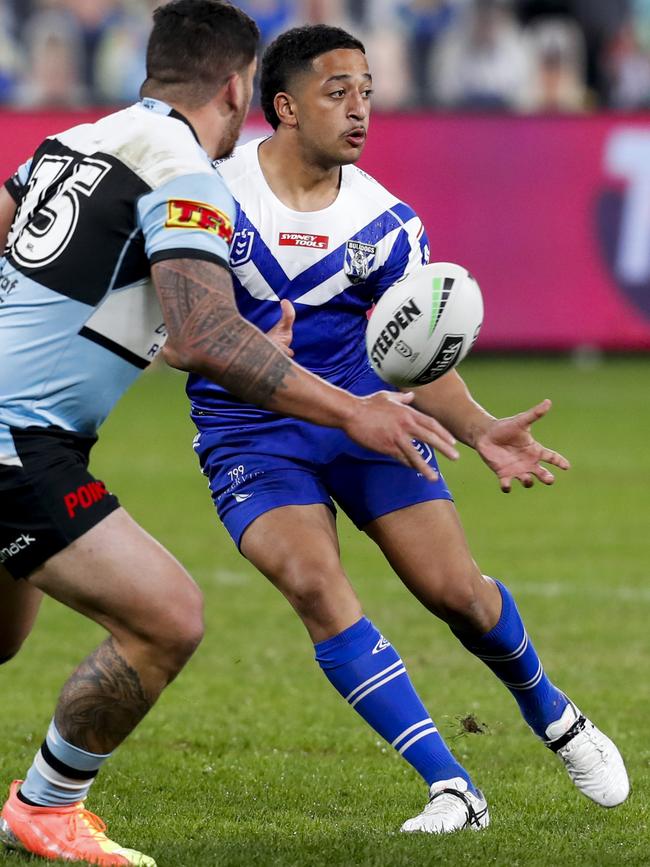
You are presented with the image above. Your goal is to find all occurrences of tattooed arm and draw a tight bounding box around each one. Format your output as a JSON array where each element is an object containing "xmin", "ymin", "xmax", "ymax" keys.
[
  {"xmin": 154, "ymin": 257, "xmax": 349, "ymax": 421},
  {"xmin": 152, "ymin": 258, "xmax": 460, "ymax": 477}
]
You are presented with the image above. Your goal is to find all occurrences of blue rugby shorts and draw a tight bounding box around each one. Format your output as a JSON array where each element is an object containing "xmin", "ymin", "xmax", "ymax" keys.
[{"xmin": 193, "ymin": 418, "xmax": 452, "ymax": 548}]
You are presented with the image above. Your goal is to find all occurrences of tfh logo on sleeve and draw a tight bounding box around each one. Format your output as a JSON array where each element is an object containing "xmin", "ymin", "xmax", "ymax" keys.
[{"xmin": 165, "ymin": 199, "xmax": 234, "ymax": 244}]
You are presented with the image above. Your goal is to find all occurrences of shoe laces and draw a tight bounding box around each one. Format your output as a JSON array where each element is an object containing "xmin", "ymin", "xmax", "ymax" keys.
[
  {"xmin": 562, "ymin": 728, "xmax": 609, "ymax": 775},
  {"xmin": 67, "ymin": 805, "xmax": 108, "ymax": 843},
  {"xmin": 426, "ymin": 788, "xmax": 483, "ymax": 829}
]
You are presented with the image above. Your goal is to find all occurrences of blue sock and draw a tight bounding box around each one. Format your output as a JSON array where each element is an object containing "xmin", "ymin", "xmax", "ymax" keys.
[
  {"xmin": 315, "ymin": 617, "xmax": 476, "ymax": 793},
  {"xmin": 454, "ymin": 579, "xmax": 568, "ymax": 738},
  {"xmin": 19, "ymin": 720, "xmax": 111, "ymax": 807}
]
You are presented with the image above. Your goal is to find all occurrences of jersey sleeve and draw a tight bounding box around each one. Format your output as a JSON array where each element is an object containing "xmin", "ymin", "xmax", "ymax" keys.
[
  {"xmin": 370, "ymin": 202, "xmax": 430, "ymax": 303},
  {"xmin": 136, "ymin": 171, "xmax": 236, "ymax": 269},
  {"xmin": 4, "ymin": 158, "xmax": 34, "ymax": 204}
]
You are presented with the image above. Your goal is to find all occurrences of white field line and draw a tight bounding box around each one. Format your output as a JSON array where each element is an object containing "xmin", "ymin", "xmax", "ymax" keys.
[
  {"xmin": 206, "ymin": 571, "xmax": 650, "ymax": 603},
  {"xmin": 515, "ymin": 581, "xmax": 650, "ymax": 603},
  {"xmin": 209, "ymin": 569, "xmax": 252, "ymax": 586}
]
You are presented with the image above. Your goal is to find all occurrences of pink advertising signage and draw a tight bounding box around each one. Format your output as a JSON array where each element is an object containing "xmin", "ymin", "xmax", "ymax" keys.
[{"xmin": 2, "ymin": 110, "xmax": 650, "ymax": 350}]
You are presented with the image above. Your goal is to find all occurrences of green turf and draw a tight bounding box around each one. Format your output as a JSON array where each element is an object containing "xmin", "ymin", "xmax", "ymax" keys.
[{"xmin": 1, "ymin": 357, "xmax": 649, "ymax": 866}]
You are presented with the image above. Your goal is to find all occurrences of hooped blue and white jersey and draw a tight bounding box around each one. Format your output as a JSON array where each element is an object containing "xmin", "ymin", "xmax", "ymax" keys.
[
  {"xmin": 187, "ymin": 137, "xmax": 430, "ymax": 427},
  {"xmin": 0, "ymin": 98, "xmax": 235, "ymax": 466}
]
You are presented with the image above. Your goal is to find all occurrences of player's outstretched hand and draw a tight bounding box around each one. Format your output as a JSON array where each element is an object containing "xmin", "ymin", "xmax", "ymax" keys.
[
  {"xmin": 266, "ymin": 299, "xmax": 295, "ymax": 357},
  {"xmin": 474, "ymin": 398, "xmax": 571, "ymax": 493},
  {"xmin": 344, "ymin": 391, "xmax": 459, "ymax": 481}
]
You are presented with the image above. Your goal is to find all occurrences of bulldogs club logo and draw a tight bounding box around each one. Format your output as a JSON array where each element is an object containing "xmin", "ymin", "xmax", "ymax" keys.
[
  {"xmin": 345, "ymin": 240, "xmax": 376, "ymax": 284},
  {"xmin": 597, "ymin": 129, "xmax": 650, "ymax": 320}
]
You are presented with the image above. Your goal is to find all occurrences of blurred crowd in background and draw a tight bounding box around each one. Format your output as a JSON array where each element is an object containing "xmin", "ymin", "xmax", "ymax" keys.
[{"xmin": 2, "ymin": 0, "xmax": 650, "ymax": 113}]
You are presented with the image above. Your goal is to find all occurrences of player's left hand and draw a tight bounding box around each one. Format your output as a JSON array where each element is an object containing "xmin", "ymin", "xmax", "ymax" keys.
[
  {"xmin": 266, "ymin": 299, "xmax": 295, "ymax": 357},
  {"xmin": 474, "ymin": 398, "xmax": 570, "ymax": 493}
]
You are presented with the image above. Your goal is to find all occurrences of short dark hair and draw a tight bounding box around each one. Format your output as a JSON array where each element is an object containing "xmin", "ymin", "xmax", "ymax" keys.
[
  {"xmin": 142, "ymin": 0, "xmax": 259, "ymax": 108},
  {"xmin": 260, "ymin": 25, "xmax": 365, "ymax": 129}
]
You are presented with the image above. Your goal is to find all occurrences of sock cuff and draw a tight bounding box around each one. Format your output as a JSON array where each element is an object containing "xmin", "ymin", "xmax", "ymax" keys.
[
  {"xmin": 47, "ymin": 720, "xmax": 112, "ymax": 771},
  {"xmin": 314, "ymin": 617, "xmax": 382, "ymax": 670},
  {"xmin": 454, "ymin": 578, "xmax": 519, "ymax": 651},
  {"xmin": 487, "ymin": 579, "xmax": 516, "ymax": 636}
]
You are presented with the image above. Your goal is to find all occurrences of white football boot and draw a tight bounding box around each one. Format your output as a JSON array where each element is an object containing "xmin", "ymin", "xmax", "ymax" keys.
[
  {"xmin": 400, "ymin": 777, "xmax": 489, "ymax": 834},
  {"xmin": 545, "ymin": 701, "xmax": 629, "ymax": 807}
]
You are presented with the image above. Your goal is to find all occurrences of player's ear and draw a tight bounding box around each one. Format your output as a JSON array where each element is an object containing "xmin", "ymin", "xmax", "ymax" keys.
[
  {"xmin": 222, "ymin": 72, "xmax": 244, "ymax": 114},
  {"xmin": 274, "ymin": 92, "xmax": 298, "ymax": 129}
]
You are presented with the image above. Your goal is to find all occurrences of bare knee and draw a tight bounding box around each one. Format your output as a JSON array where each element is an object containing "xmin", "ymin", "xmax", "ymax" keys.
[
  {"xmin": 278, "ymin": 555, "xmax": 361, "ymax": 637},
  {"xmin": 283, "ymin": 560, "xmax": 338, "ymax": 618},
  {"xmin": 159, "ymin": 611, "xmax": 204, "ymax": 674},
  {"xmin": 120, "ymin": 580, "xmax": 205, "ymax": 678},
  {"xmin": 0, "ymin": 647, "xmax": 20, "ymax": 665},
  {"xmin": 0, "ymin": 570, "xmax": 42, "ymax": 664},
  {"xmin": 153, "ymin": 583, "xmax": 205, "ymax": 673},
  {"xmin": 0, "ymin": 627, "xmax": 36, "ymax": 664},
  {"xmin": 423, "ymin": 568, "xmax": 496, "ymax": 634}
]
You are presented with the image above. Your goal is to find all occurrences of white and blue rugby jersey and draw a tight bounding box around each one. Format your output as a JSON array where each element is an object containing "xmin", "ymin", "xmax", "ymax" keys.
[
  {"xmin": 0, "ymin": 98, "xmax": 235, "ymax": 466},
  {"xmin": 187, "ymin": 137, "xmax": 430, "ymax": 425}
]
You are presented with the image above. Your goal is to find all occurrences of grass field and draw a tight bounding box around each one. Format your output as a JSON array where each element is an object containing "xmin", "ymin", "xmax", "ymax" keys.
[{"xmin": 1, "ymin": 356, "xmax": 649, "ymax": 867}]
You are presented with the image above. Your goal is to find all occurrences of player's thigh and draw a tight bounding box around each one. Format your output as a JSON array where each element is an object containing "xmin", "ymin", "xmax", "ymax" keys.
[
  {"xmin": 27, "ymin": 508, "xmax": 203, "ymax": 654},
  {"xmin": 365, "ymin": 499, "xmax": 499, "ymax": 629},
  {"xmin": 0, "ymin": 564, "xmax": 43, "ymax": 660},
  {"xmin": 240, "ymin": 504, "xmax": 362, "ymax": 641}
]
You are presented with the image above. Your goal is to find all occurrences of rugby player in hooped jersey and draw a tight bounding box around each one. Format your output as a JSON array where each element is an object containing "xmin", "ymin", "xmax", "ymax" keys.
[
  {"xmin": 0, "ymin": 3, "xmax": 464, "ymax": 864},
  {"xmin": 189, "ymin": 24, "xmax": 629, "ymax": 833}
]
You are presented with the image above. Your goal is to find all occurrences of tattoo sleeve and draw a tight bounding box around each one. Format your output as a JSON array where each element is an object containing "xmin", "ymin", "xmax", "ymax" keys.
[
  {"xmin": 55, "ymin": 637, "xmax": 152, "ymax": 753},
  {"xmin": 152, "ymin": 258, "xmax": 294, "ymax": 408}
]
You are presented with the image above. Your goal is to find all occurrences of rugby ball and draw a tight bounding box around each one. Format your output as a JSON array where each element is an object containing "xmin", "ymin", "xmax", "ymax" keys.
[{"xmin": 366, "ymin": 262, "xmax": 483, "ymax": 386}]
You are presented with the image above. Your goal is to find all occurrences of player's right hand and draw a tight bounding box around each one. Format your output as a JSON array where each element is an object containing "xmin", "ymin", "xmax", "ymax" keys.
[{"xmin": 344, "ymin": 390, "xmax": 459, "ymax": 480}]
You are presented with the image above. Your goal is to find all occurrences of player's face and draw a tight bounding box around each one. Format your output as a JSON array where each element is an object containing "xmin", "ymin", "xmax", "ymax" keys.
[
  {"xmin": 293, "ymin": 48, "xmax": 372, "ymax": 167},
  {"xmin": 219, "ymin": 57, "xmax": 257, "ymax": 159}
]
